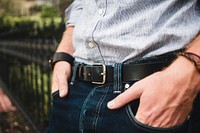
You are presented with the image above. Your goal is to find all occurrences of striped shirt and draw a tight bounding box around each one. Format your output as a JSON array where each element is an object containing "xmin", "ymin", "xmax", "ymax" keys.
[{"xmin": 66, "ymin": 0, "xmax": 200, "ymax": 65}]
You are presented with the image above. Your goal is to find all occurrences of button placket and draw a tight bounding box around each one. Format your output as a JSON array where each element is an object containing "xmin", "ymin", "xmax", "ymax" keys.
[
  {"xmin": 98, "ymin": 9, "xmax": 104, "ymax": 16},
  {"xmin": 96, "ymin": 0, "xmax": 107, "ymax": 17}
]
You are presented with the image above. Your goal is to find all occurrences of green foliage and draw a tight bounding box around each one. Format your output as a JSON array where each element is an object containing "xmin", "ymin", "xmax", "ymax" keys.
[
  {"xmin": 29, "ymin": 5, "xmax": 43, "ymax": 15},
  {"xmin": 0, "ymin": 15, "xmax": 65, "ymax": 40},
  {"xmin": 40, "ymin": 5, "xmax": 60, "ymax": 19},
  {"xmin": 0, "ymin": 15, "xmax": 36, "ymax": 32}
]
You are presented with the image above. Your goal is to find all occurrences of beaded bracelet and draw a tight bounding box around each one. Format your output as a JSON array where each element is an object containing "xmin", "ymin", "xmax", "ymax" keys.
[{"xmin": 177, "ymin": 52, "xmax": 200, "ymax": 73}]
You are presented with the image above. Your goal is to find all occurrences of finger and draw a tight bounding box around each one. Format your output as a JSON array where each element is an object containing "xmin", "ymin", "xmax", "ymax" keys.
[
  {"xmin": 51, "ymin": 74, "xmax": 68, "ymax": 97},
  {"xmin": 53, "ymin": 62, "xmax": 71, "ymax": 98},
  {"xmin": 51, "ymin": 82, "xmax": 59, "ymax": 94},
  {"xmin": 107, "ymin": 84, "xmax": 143, "ymax": 109},
  {"xmin": 57, "ymin": 74, "xmax": 69, "ymax": 98}
]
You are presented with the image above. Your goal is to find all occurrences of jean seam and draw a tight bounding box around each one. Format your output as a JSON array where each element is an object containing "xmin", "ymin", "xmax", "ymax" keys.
[
  {"xmin": 79, "ymin": 84, "xmax": 108, "ymax": 133},
  {"xmin": 125, "ymin": 104, "xmax": 137, "ymax": 127},
  {"xmin": 92, "ymin": 85, "xmax": 110, "ymax": 132},
  {"xmin": 79, "ymin": 88, "xmax": 96, "ymax": 133},
  {"xmin": 125, "ymin": 104, "xmax": 188, "ymax": 132}
]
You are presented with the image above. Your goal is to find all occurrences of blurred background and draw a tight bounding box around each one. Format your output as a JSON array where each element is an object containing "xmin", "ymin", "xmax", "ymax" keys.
[{"xmin": 0, "ymin": 0, "xmax": 72, "ymax": 132}]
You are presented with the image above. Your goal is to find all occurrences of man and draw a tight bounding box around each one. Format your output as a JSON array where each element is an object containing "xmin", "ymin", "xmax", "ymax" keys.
[{"xmin": 47, "ymin": 0, "xmax": 200, "ymax": 133}]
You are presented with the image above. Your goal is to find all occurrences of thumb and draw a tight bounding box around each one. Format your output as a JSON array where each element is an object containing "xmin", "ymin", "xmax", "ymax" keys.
[
  {"xmin": 58, "ymin": 82, "xmax": 68, "ymax": 98},
  {"xmin": 57, "ymin": 73, "xmax": 69, "ymax": 98},
  {"xmin": 52, "ymin": 75, "xmax": 69, "ymax": 98},
  {"xmin": 53, "ymin": 61, "xmax": 71, "ymax": 98},
  {"xmin": 107, "ymin": 84, "xmax": 143, "ymax": 109}
]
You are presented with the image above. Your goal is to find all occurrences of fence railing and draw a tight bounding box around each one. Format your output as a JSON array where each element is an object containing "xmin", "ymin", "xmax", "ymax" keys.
[{"xmin": 0, "ymin": 19, "xmax": 65, "ymax": 132}]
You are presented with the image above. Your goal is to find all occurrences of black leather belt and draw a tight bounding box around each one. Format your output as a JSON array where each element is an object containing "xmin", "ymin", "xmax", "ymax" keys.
[{"xmin": 76, "ymin": 61, "xmax": 173, "ymax": 84}]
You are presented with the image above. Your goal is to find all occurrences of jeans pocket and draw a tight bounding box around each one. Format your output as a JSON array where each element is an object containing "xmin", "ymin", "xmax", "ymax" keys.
[
  {"xmin": 52, "ymin": 90, "xmax": 59, "ymax": 97},
  {"xmin": 125, "ymin": 99, "xmax": 189, "ymax": 133},
  {"xmin": 51, "ymin": 90, "xmax": 60, "ymax": 102}
]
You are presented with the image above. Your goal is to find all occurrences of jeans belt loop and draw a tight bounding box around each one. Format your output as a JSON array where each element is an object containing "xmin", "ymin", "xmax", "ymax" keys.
[
  {"xmin": 113, "ymin": 63, "xmax": 123, "ymax": 94},
  {"xmin": 70, "ymin": 61, "xmax": 81, "ymax": 85}
]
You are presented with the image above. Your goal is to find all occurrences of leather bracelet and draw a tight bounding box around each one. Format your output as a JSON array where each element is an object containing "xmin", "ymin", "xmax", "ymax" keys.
[
  {"xmin": 49, "ymin": 52, "xmax": 75, "ymax": 69},
  {"xmin": 177, "ymin": 52, "xmax": 200, "ymax": 73}
]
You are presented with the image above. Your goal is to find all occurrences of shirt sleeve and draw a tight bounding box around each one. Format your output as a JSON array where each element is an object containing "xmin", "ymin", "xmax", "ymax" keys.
[{"xmin": 65, "ymin": 0, "xmax": 83, "ymax": 27}]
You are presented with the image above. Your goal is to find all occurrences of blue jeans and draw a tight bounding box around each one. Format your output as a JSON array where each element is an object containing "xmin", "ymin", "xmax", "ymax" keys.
[
  {"xmin": 47, "ymin": 80, "xmax": 200, "ymax": 133},
  {"xmin": 47, "ymin": 53, "xmax": 200, "ymax": 133}
]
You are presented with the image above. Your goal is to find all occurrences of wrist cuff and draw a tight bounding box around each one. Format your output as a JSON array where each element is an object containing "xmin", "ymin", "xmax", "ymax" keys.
[{"xmin": 49, "ymin": 52, "xmax": 75, "ymax": 69}]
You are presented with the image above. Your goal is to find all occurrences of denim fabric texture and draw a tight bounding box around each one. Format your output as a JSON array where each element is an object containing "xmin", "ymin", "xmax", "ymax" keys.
[
  {"xmin": 47, "ymin": 56, "xmax": 200, "ymax": 133},
  {"xmin": 47, "ymin": 81, "xmax": 200, "ymax": 133}
]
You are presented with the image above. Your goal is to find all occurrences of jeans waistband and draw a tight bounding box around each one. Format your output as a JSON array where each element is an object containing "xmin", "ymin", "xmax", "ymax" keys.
[{"xmin": 70, "ymin": 51, "xmax": 178, "ymax": 93}]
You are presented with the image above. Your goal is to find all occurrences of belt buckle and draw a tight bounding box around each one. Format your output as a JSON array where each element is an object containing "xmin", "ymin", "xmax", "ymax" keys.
[{"xmin": 92, "ymin": 63, "xmax": 106, "ymax": 84}]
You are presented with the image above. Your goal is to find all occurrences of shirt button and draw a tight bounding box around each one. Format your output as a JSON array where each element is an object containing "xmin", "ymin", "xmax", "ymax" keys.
[
  {"xmin": 88, "ymin": 42, "xmax": 95, "ymax": 48},
  {"xmin": 98, "ymin": 9, "xmax": 104, "ymax": 16}
]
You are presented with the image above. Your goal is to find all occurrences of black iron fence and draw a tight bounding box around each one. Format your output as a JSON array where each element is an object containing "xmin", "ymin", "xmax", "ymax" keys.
[{"xmin": 0, "ymin": 18, "xmax": 65, "ymax": 132}]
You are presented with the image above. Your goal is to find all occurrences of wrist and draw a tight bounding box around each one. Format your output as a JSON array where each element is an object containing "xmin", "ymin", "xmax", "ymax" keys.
[
  {"xmin": 54, "ymin": 61, "xmax": 71, "ymax": 73},
  {"xmin": 53, "ymin": 61, "xmax": 72, "ymax": 82},
  {"xmin": 49, "ymin": 52, "xmax": 75, "ymax": 70},
  {"xmin": 177, "ymin": 52, "xmax": 200, "ymax": 73},
  {"xmin": 166, "ymin": 56, "xmax": 200, "ymax": 92}
]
